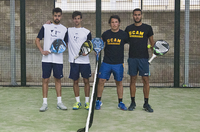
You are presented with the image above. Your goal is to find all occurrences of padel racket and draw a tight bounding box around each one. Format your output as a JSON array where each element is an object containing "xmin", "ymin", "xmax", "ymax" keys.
[
  {"xmin": 91, "ymin": 37, "xmax": 104, "ymax": 61},
  {"xmin": 49, "ymin": 39, "xmax": 67, "ymax": 54},
  {"xmin": 84, "ymin": 38, "xmax": 104, "ymax": 132},
  {"xmin": 148, "ymin": 40, "xmax": 169, "ymax": 64},
  {"xmin": 74, "ymin": 40, "xmax": 93, "ymax": 60}
]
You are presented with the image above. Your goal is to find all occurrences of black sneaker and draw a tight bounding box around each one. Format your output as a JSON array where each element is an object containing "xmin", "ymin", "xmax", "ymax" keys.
[
  {"xmin": 128, "ymin": 102, "xmax": 136, "ymax": 111},
  {"xmin": 143, "ymin": 104, "xmax": 154, "ymax": 113}
]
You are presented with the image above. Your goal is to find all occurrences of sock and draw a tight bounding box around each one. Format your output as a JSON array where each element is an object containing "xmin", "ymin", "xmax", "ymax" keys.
[
  {"xmin": 118, "ymin": 98, "xmax": 122, "ymax": 103},
  {"xmin": 144, "ymin": 98, "xmax": 148, "ymax": 104},
  {"xmin": 85, "ymin": 97, "xmax": 89, "ymax": 103},
  {"xmin": 43, "ymin": 98, "xmax": 47, "ymax": 104},
  {"xmin": 131, "ymin": 97, "xmax": 135, "ymax": 103},
  {"xmin": 57, "ymin": 96, "xmax": 62, "ymax": 104},
  {"xmin": 97, "ymin": 97, "xmax": 101, "ymax": 101},
  {"xmin": 75, "ymin": 96, "xmax": 80, "ymax": 102}
]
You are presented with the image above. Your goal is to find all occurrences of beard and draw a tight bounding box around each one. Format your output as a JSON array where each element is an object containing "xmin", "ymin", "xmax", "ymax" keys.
[
  {"xmin": 134, "ymin": 18, "xmax": 141, "ymax": 23},
  {"xmin": 54, "ymin": 19, "xmax": 60, "ymax": 24},
  {"xmin": 75, "ymin": 22, "xmax": 80, "ymax": 26}
]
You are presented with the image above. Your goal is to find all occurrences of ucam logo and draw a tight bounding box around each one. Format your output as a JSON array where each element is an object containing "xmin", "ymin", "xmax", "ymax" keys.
[
  {"xmin": 107, "ymin": 38, "xmax": 121, "ymax": 45},
  {"xmin": 129, "ymin": 31, "xmax": 144, "ymax": 38}
]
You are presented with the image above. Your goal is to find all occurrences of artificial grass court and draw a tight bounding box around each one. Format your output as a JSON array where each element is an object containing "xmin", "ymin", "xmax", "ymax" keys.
[{"xmin": 0, "ymin": 87, "xmax": 200, "ymax": 132}]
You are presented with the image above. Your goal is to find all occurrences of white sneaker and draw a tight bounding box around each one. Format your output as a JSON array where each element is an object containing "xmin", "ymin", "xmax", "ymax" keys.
[
  {"xmin": 57, "ymin": 103, "xmax": 67, "ymax": 110},
  {"xmin": 39, "ymin": 104, "xmax": 48, "ymax": 112}
]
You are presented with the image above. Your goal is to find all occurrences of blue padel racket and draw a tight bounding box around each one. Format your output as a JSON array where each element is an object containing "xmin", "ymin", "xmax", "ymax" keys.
[
  {"xmin": 148, "ymin": 40, "xmax": 169, "ymax": 64},
  {"xmin": 49, "ymin": 39, "xmax": 67, "ymax": 54},
  {"xmin": 91, "ymin": 38, "xmax": 104, "ymax": 61}
]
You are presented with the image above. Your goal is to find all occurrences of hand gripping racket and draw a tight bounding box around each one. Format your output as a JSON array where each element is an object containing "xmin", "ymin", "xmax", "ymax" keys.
[
  {"xmin": 74, "ymin": 40, "xmax": 93, "ymax": 60},
  {"xmin": 49, "ymin": 39, "xmax": 67, "ymax": 54},
  {"xmin": 148, "ymin": 40, "xmax": 170, "ymax": 64},
  {"xmin": 91, "ymin": 38, "xmax": 104, "ymax": 61}
]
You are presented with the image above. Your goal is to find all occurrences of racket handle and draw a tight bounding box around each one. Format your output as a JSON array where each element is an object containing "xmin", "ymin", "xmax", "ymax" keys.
[
  {"xmin": 96, "ymin": 55, "xmax": 98, "ymax": 61},
  {"xmin": 148, "ymin": 54, "xmax": 157, "ymax": 64},
  {"xmin": 74, "ymin": 55, "xmax": 79, "ymax": 60},
  {"xmin": 43, "ymin": 50, "xmax": 51, "ymax": 57},
  {"xmin": 96, "ymin": 52, "xmax": 100, "ymax": 61}
]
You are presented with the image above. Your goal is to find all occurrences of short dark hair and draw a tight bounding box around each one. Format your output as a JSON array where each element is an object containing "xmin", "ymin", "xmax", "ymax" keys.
[
  {"xmin": 52, "ymin": 7, "xmax": 62, "ymax": 15},
  {"xmin": 72, "ymin": 11, "xmax": 82, "ymax": 19},
  {"xmin": 133, "ymin": 8, "xmax": 142, "ymax": 14},
  {"xmin": 108, "ymin": 15, "xmax": 121, "ymax": 24}
]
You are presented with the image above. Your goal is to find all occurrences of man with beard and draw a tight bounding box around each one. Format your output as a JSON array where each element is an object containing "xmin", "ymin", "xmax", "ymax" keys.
[
  {"xmin": 44, "ymin": 11, "xmax": 92, "ymax": 110},
  {"xmin": 35, "ymin": 8, "xmax": 68, "ymax": 112},
  {"xmin": 125, "ymin": 8, "xmax": 155, "ymax": 112}
]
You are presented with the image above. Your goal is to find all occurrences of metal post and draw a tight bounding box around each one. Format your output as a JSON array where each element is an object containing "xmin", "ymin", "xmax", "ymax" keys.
[
  {"xmin": 183, "ymin": 0, "xmax": 190, "ymax": 87},
  {"xmin": 96, "ymin": 0, "xmax": 101, "ymax": 38},
  {"xmin": 20, "ymin": 0, "xmax": 26, "ymax": 86},
  {"xmin": 96, "ymin": 0, "xmax": 102, "ymax": 72},
  {"xmin": 174, "ymin": 0, "xmax": 180, "ymax": 87},
  {"xmin": 10, "ymin": 0, "xmax": 17, "ymax": 85}
]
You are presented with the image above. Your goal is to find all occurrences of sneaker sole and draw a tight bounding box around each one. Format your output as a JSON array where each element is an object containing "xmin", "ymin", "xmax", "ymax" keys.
[
  {"xmin": 128, "ymin": 106, "xmax": 136, "ymax": 111},
  {"xmin": 57, "ymin": 106, "xmax": 67, "ymax": 110},
  {"xmin": 85, "ymin": 105, "xmax": 89, "ymax": 110},
  {"xmin": 143, "ymin": 108, "xmax": 153, "ymax": 113},
  {"xmin": 95, "ymin": 107, "xmax": 101, "ymax": 110},
  {"xmin": 72, "ymin": 107, "xmax": 81, "ymax": 110},
  {"xmin": 95, "ymin": 102, "xmax": 103, "ymax": 110},
  {"xmin": 39, "ymin": 107, "xmax": 48, "ymax": 112},
  {"xmin": 117, "ymin": 107, "xmax": 127, "ymax": 111},
  {"xmin": 128, "ymin": 108, "xmax": 135, "ymax": 111}
]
